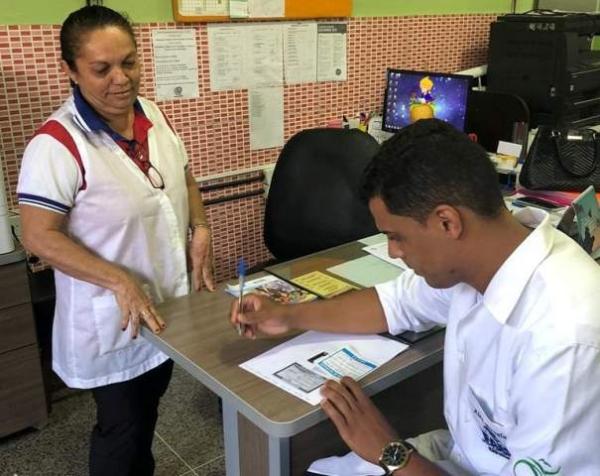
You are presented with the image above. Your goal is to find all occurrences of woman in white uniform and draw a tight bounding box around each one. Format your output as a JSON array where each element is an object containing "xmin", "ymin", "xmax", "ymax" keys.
[{"xmin": 17, "ymin": 6, "xmax": 214, "ymax": 475}]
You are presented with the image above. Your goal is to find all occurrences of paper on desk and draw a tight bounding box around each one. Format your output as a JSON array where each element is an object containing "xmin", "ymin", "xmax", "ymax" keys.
[
  {"xmin": 327, "ymin": 255, "xmax": 403, "ymax": 288},
  {"xmin": 358, "ymin": 233, "xmax": 386, "ymax": 246},
  {"xmin": 249, "ymin": 86, "xmax": 284, "ymax": 150},
  {"xmin": 240, "ymin": 331, "xmax": 408, "ymax": 405},
  {"xmin": 362, "ymin": 242, "xmax": 408, "ymax": 269},
  {"xmin": 284, "ymin": 22, "xmax": 317, "ymax": 84},
  {"xmin": 292, "ymin": 270, "xmax": 357, "ymax": 298}
]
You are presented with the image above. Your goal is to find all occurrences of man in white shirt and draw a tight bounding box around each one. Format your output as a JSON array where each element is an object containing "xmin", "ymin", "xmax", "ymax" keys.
[{"xmin": 231, "ymin": 119, "xmax": 600, "ymax": 475}]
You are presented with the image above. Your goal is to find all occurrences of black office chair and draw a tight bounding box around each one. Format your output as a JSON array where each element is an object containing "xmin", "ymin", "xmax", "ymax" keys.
[
  {"xmin": 263, "ymin": 128, "xmax": 380, "ymax": 262},
  {"xmin": 464, "ymin": 89, "xmax": 530, "ymax": 154}
]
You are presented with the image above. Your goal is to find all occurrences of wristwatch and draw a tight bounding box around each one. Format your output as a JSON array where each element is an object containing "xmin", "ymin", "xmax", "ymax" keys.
[{"xmin": 378, "ymin": 440, "xmax": 415, "ymax": 475}]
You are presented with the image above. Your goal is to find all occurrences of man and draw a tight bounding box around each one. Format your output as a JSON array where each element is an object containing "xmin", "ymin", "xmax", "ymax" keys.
[{"xmin": 230, "ymin": 119, "xmax": 600, "ymax": 475}]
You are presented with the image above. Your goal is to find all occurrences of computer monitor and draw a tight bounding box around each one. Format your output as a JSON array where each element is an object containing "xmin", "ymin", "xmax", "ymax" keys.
[{"xmin": 382, "ymin": 69, "xmax": 472, "ymax": 133}]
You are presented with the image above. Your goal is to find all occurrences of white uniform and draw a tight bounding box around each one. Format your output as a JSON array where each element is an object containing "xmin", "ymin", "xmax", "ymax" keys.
[
  {"xmin": 376, "ymin": 208, "xmax": 600, "ymax": 475},
  {"xmin": 17, "ymin": 95, "xmax": 190, "ymax": 389}
]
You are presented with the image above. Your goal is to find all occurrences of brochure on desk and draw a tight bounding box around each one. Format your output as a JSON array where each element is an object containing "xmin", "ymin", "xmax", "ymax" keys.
[
  {"xmin": 572, "ymin": 185, "xmax": 600, "ymax": 259},
  {"xmin": 240, "ymin": 331, "xmax": 408, "ymax": 405}
]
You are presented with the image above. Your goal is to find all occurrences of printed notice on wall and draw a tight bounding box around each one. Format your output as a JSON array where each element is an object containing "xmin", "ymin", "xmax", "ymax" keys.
[
  {"xmin": 208, "ymin": 25, "xmax": 245, "ymax": 91},
  {"xmin": 152, "ymin": 29, "xmax": 199, "ymax": 101},
  {"xmin": 284, "ymin": 22, "xmax": 317, "ymax": 84},
  {"xmin": 244, "ymin": 24, "xmax": 284, "ymax": 88},
  {"xmin": 248, "ymin": 0, "xmax": 284, "ymax": 18},
  {"xmin": 317, "ymin": 23, "xmax": 347, "ymax": 82},
  {"xmin": 249, "ymin": 87, "xmax": 284, "ymax": 150}
]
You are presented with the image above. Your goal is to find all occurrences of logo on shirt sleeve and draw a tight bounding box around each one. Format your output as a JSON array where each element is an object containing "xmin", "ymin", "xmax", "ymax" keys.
[{"xmin": 513, "ymin": 458, "xmax": 561, "ymax": 475}]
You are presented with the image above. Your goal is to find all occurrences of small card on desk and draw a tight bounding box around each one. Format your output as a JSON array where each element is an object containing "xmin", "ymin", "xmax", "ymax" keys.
[{"xmin": 292, "ymin": 270, "xmax": 357, "ymax": 299}]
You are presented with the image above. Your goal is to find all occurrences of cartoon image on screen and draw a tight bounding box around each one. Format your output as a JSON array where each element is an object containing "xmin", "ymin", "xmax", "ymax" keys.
[{"xmin": 382, "ymin": 69, "xmax": 471, "ymax": 132}]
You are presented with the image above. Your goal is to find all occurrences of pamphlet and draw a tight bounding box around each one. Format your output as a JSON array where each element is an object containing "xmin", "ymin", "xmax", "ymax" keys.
[
  {"xmin": 572, "ymin": 185, "xmax": 600, "ymax": 259},
  {"xmin": 291, "ymin": 270, "xmax": 357, "ymax": 299},
  {"xmin": 226, "ymin": 274, "xmax": 317, "ymax": 304}
]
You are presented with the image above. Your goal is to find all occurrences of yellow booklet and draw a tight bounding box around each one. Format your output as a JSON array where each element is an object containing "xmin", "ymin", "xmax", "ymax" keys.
[{"xmin": 292, "ymin": 271, "xmax": 357, "ymax": 299}]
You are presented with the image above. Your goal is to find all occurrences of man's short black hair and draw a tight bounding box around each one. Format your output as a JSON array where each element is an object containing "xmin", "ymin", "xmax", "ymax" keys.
[{"xmin": 361, "ymin": 118, "xmax": 504, "ymax": 222}]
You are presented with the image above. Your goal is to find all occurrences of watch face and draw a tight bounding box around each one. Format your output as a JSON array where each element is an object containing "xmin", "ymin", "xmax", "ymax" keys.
[{"xmin": 381, "ymin": 441, "xmax": 410, "ymax": 466}]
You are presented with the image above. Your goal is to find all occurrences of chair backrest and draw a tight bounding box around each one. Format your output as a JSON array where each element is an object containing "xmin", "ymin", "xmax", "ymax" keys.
[
  {"xmin": 465, "ymin": 89, "xmax": 530, "ymax": 153},
  {"xmin": 264, "ymin": 128, "xmax": 380, "ymax": 261}
]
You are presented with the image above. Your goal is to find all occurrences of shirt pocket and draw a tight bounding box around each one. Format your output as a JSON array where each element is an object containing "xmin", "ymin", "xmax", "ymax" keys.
[
  {"xmin": 91, "ymin": 294, "xmax": 140, "ymax": 355},
  {"xmin": 467, "ymin": 386, "xmax": 513, "ymax": 461}
]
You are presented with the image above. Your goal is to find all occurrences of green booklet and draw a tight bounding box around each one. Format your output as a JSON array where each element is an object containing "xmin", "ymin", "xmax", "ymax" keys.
[{"xmin": 572, "ymin": 185, "xmax": 600, "ymax": 259}]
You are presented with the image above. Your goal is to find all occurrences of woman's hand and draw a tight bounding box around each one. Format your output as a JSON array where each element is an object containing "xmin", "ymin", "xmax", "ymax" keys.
[
  {"xmin": 114, "ymin": 273, "xmax": 166, "ymax": 338},
  {"xmin": 189, "ymin": 225, "xmax": 216, "ymax": 292}
]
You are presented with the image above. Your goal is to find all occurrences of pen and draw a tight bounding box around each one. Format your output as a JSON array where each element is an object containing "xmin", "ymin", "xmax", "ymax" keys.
[{"xmin": 236, "ymin": 258, "xmax": 247, "ymax": 336}]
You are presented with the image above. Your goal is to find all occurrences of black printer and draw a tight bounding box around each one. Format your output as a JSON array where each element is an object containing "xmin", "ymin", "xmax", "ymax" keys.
[{"xmin": 487, "ymin": 11, "xmax": 600, "ymax": 127}]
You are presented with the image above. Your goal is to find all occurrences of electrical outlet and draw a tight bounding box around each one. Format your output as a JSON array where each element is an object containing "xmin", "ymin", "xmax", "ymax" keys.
[{"xmin": 9, "ymin": 214, "xmax": 21, "ymax": 242}]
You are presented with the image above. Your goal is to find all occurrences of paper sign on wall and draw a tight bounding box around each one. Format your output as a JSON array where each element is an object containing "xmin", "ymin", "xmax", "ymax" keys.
[{"xmin": 152, "ymin": 29, "xmax": 200, "ymax": 101}]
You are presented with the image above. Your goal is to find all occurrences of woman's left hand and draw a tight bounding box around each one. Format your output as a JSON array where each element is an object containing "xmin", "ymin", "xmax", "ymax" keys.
[{"xmin": 190, "ymin": 225, "xmax": 216, "ymax": 292}]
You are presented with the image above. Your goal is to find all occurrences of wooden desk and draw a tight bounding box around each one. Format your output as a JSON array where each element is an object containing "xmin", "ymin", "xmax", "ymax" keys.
[{"xmin": 144, "ymin": 243, "xmax": 445, "ymax": 476}]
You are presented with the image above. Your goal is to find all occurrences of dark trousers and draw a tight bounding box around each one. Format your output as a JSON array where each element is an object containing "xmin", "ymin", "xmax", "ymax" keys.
[{"xmin": 89, "ymin": 359, "xmax": 174, "ymax": 476}]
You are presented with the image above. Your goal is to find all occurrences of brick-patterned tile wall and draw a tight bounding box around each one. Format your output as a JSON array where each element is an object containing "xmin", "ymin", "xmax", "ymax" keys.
[{"xmin": 0, "ymin": 14, "xmax": 495, "ymax": 281}]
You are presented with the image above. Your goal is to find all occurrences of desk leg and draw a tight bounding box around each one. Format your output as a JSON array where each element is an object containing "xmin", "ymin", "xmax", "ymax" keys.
[
  {"xmin": 268, "ymin": 434, "xmax": 290, "ymax": 476},
  {"xmin": 223, "ymin": 401, "xmax": 240, "ymax": 476},
  {"xmin": 225, "ymin": 406, "xmax": 291, "ymax": 476}
]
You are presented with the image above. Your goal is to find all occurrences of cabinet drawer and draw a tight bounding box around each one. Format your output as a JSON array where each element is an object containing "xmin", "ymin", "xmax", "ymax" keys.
[
  {"xmin": 0, "ymin": 344, "xmax": 47, "ymax": 437},
  {"xmin": 0, "ymin": 260, "xmax": 30, "ymax": 309},
  {"xmin": 0, "ymin": 302, "xmax": 37, "ymax": 354}
]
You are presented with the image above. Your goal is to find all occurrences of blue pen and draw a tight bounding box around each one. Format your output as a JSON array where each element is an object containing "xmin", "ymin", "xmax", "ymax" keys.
[{"xmin": 236, "ymin": 258, "xmax": 247, "ymax": 335}]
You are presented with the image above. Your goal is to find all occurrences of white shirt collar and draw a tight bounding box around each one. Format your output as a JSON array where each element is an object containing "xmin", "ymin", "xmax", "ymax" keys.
[{"xmin": 483, "ymin": 208, "xmax": 555, "ymax": 324}]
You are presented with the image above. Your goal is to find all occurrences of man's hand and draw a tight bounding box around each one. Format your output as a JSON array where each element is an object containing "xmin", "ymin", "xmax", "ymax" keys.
[
  {"xmin": 189, "ymin": 226, "xmax": 215, "ymax": 292},
  {"xmin": 320, "ymin": 377, "xmax": 399, "ymax": 464},
  {"xmin": 229, "ymin": 293, "xmax": 291, "ymax": 338}
]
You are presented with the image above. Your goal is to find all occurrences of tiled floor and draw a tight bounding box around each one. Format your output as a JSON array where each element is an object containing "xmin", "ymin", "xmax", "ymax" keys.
[{"xmin": 0, "ymin": 365, "xmax": 225, "ymax": 476}]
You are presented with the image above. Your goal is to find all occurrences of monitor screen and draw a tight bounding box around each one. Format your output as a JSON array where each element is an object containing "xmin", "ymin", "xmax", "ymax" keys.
[{"xmin": 382, "ymin": 69, "xmax": 472, "ymax": 133}]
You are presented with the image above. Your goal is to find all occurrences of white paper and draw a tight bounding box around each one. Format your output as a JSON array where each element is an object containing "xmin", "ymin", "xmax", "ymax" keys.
[
  {"xmin": 308, "ymin": 451, "xmax": 384, "ymax": 476},
  {"xmin": 249, "ymin": 87, "xmax": 284, "ymax": 150},
  {"xmin": 229, "ymin": 0, "xmax": 248, "ymax": 18},
  {"xmin": 317, "ymin": 23, "xmax": 347, "ymax": 82},
  {"xmin": 358, "ymin": 233, "xmax": 386, "ymax": 246},
  {"xmin": 152, "ymin": 29, "xmax": 199, "ymax": 101},
  {"xmin": 240, "ymin": 331, "xmax": 408, "ymax": 405},
  {"xmin": 497, "ymin": 140, "xmax": 523, "ymax": 158},
  {"xmin": 248, "ymin": 0, "xmax": 284, "ymax": 17},
  {"xmin": 244, "ymin": 24, "xmax": 284, "ymax": 88},
  {"xmin": 362, "ymin": 242, "xmax": 408, "ymax": 270},
  {"xmin": 179, "ymin": 0, "xmax": 228, "ymax": 16},
  {"xmin": 283, "ymin": 23, "xmax": 317, "ymax": 84},
  {"xmin": 207, "ymin": 25, "xmax": 245, "ymax": 91}
]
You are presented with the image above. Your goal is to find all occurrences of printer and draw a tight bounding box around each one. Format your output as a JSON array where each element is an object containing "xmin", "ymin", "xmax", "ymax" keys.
[{"xmin": 487, "ymin": 11, "xmax": 600, "ymax": 127}]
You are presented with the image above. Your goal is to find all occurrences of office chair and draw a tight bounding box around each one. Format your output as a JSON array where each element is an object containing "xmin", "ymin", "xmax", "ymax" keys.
[
  {"xmin": 264, "ymin": 128, "xmax": 380, "ymax": 262},
  {"xmin": 464, "ymin": 89, "xmax": 530, "ymax": 155}
]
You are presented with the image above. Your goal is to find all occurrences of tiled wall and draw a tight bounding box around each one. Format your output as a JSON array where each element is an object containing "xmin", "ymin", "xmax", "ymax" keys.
[{"xmin": 0, "ymin": 14, "xmax": 495, "ymax": 281}]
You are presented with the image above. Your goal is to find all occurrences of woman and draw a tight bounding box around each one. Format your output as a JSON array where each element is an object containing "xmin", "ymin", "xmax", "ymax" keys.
[{"xmin": 17, "ymin": 6, "xmax": 214, "ymax": 475}]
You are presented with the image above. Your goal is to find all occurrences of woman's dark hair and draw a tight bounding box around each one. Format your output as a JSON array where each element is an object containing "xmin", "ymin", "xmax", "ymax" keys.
[
  {"xmin": 60, "ymin": 5, "xmax": 136, "ymax": 70},
  {"xmin": 361, "ymin": 118, "xmax": 505, "ymax": 222}
]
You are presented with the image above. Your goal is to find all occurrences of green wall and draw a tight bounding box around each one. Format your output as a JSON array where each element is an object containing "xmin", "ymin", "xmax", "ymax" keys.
[
  {"xmin": 2, "ymin": 0, "xmax": 535, "ymax": 25},
  {"xmin": 353, "ymin": 0, "xmax": 535, "ymax": 16}
]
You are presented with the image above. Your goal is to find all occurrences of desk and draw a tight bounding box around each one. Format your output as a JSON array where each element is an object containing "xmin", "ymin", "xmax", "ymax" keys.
[{"xmin": 143, "ymin": 241, "xmax": 445, "ymax": 476}]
